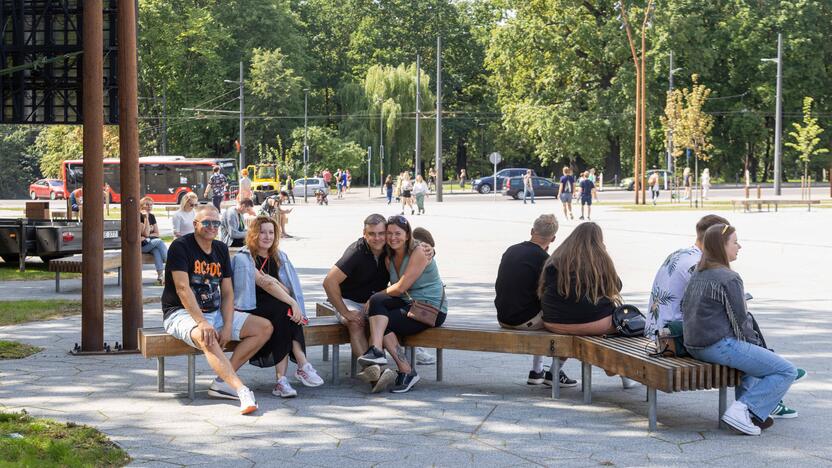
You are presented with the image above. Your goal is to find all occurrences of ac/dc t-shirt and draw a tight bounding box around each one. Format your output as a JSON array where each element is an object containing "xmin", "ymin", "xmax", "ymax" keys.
[{"xmin": 161, "ymin": 233, "xmax": 232, "ymax": 319}]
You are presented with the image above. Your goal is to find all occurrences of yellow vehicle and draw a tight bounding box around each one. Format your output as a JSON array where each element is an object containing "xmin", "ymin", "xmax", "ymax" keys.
[{"xmin": 246, "ymin": 164, "xmax": 281, "ymax": 203}]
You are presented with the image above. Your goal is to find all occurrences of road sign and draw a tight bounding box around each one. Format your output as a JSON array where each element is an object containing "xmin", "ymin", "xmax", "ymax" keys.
[{"xmin": 488, "ymin": 152, "xmax": 502, "ymax": 165}]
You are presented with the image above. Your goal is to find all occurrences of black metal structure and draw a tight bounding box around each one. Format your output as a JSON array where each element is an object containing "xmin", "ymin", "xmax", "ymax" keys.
[{"xmin": 0, "ymin": 0, "xmax": 118, "ymax": 124}]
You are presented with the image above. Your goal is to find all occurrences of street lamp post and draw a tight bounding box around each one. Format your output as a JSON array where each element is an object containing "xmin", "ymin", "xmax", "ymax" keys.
[
  {"xmin": 223, "ymin": 62, "xmax": 245, "ymax": 170},
  {"xmin": 762, "ymin": 33, "xmax": 783, "ymax": 196},
  {"xmin": 667, "ymin": 51, "xmax": 682, "ymax": 193},
  {"xmin": 303, "ymin": 88, "xmax": 309, "ymax": 203},
  {"xmin": 377, "ymin": 97, "xmax": 385, "ymax": 194}
]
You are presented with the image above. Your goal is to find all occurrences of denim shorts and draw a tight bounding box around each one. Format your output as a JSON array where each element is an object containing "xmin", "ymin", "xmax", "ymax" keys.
[
  {"xmin": 559, "ymin": 193, "xmax": 572, "ymax": 203},
  {"xmin": 163, "ymin": 309, "xmax": 250, "ymax": 348}
]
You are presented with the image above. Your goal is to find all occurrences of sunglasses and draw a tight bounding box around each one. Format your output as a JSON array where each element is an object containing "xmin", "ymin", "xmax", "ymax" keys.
[
  {"xmin": 200, "ymin": 220, "xmax": 222, "ymax": 229},
  {"xmin": 387, "ymin": 215, "xmax": 409, "ymax": 227}
]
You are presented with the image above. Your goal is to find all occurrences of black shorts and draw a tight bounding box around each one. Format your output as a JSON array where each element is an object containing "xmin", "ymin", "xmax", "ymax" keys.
[
  {"xmin": 401, "ymin": 190, "xmax": 412, "ymax": 198},
  {"xmin": 581, "ymin": 197, "xmax": 592, "ymax": 206}
]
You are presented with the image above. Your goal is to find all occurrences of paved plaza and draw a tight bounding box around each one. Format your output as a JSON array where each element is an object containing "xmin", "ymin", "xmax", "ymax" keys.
[{"xmin": 1, "ymin": 194, "xmax": 831, "ymax": 466}]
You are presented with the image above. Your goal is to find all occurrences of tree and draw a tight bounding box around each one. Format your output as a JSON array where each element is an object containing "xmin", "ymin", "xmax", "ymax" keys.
[
  {"xmin": 666, "ymin": 75, "xmax": 714, "ymax": 162},
  {"xmin": 785, "ymin": 97, "xmax": 828, "ymax": 198},
  {"xmin": 0, "ymin": 126, "xmax": 41, "ymax": 198},
  {"xmin": 287, "ymin": 126, "xmax": 365, "ymax": 181},
  {"xmin": 32, "ymin": 126, "xmax": 120, "ymax": 178}
]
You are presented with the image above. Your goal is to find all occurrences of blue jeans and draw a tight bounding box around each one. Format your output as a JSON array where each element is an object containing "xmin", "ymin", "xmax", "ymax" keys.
[
  {"xmin": 386, "ymin": 187, "xmax": 393, "ymax": 204},
  {"xmin": 211, "ymin": 195, "xmax": 223, "ymax": 210},
  {"xmin": 689, "ymin": 337, "xmax": 796, "ymax": 420},
  {"xmin": 523, "ymin": 187, "xmax": 535, "ymax": 203},
  {"xmin": 141, "ymin": 238, "xmax": 168, "ymax": 273}
]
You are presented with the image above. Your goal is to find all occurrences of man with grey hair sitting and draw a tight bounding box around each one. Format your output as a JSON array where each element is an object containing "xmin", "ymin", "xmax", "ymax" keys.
[{"xmin": 494, "ymin": 214, "xmax": 577, "ymax": 388}]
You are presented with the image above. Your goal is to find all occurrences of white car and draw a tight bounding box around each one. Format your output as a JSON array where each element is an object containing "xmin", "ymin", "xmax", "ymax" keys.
[{"xmin": 293, "ymin": 177, "xmax": 328, "ymax": 197}]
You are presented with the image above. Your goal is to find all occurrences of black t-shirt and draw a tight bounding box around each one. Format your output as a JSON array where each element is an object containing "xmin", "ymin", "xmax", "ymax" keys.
[
  {"xmin": 494, "ymin": 241, "xmax": 549, "ymax": 326},
  {"xmin": 579, "ymin": 179, "xmax": 595, "ymax": 199},
  {"xmin": 141, "ymin": 213, "xmax": 158, "ymax": 238},
  {"xmin": 161, "ymin": 233, "xmax": 232, "ymax": 319},
  {"xmin": 541, "ymin": 264, "xmax": 618, "ymax": 324},
  {"xmin": 335, "ymin": 238, "xmax": 389, "ymax": 304}
]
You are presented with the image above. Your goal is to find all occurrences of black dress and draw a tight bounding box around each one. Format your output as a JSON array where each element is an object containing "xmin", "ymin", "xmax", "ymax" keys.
[{"xmin": 248, "ymin": 255, "xmax": 306, "ymax": 368}]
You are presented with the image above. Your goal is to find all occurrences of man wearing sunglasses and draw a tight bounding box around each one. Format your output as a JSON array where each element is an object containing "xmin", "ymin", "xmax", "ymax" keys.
[
  {"xmin": 323, "ymin": 214, "xmax": 435, "ymax": 391},
  {"xmin": 161, "ymin": 205, "xmax": 273, "ymax": 415}
]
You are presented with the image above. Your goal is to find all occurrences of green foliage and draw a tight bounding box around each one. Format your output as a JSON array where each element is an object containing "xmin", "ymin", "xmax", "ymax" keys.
[
  {"xmin": 0, "ymin": 126, "xmax": 41, "ymax": 198},
  {"xmin": 0, "ymin": 411, "xmax": 130, "ymax": 466},
  {"xmin": 785, "ymin": 96, "xmax": 829, "ymax": 184},
  {"xmin": 287, "ymin": 126, "xmax": 365, "ymax": 179},
  {"xmin": 0, "ymin": 341, "xmax": 42, "ymax": 359},
  {"xmin": 663, "ymin": 75, "xmax": 714, "ymax": 161},
  {"xmin": 31, "ymin": 126, "xmax": 120, "ymax": 179}
]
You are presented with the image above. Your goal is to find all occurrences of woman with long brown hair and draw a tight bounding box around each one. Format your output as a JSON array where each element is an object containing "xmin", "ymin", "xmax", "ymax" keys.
[
  {"xmin": 681, "ymin": 224, "xmax": 797, "ymax": 435},
  {"xmin": 231, "ymin": 216, "xmax": 323, "ymax": 398},
  {"xmin": 539, "ymin": 222, "xmax": 621, "ymax": 336}
]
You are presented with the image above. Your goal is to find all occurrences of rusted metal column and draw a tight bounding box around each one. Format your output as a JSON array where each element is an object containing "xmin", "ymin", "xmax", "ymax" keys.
[
  {"xmin": 81, "ymin": 0, "xmax": 105, "ymax": 352},
  {"xmin": 118, "ymin": 0, "xmax": 142, "ymax": 350}
]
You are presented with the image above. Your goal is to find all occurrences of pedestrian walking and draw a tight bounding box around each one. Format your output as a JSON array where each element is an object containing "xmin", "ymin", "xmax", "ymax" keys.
[
  {"xmin": 413, "ymin": 174, "xmax": 428, "ymax": 214},
  {"xmin": 649, "ymin": 171, "xmax": 660, "ymax": 205},
  {"xmin": 558, "ymin": 167, "xmax": 575, "ymax": 220},
  {"xmin": 522, "ymin": 169, "xmax": 535, "ymax": 204},
  {"xmin": 385, "ymin": 175, "xmax": 394, "ymax": 204},
  {"xmin": 701, "ymin": 168, "xmax": 711, "ymax": 200},
  {"xmin": 459, "ymin": 168, "xmax": 467, "ymax": 190}
]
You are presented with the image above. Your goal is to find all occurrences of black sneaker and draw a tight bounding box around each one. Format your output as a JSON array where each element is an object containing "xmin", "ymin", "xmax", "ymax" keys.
[
  {"xmin": 357, "ymin": 346, "xmax": 387, "ymax": 368},
  {"xmin": 527, "ymin": 370, "xmax": 545, "ymax": 385},
  {"xmin": 543, "ymin": 370, "xmax": 578, "ymax": 388},
  {"xmin": 391, "ymin": 370, "xmax": 420, "ymax": 393}
]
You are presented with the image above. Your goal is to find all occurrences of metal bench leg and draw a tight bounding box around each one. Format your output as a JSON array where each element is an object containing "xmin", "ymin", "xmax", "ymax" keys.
[
  {"xmin": 331, "ymin": 344, "xmax": 339, "ymax": 385},
  {"xmin": 647, "ymin": 387, "xmax": 657, "ymax": 432},
  {"xmin": 582, "ymin": 362, "xmax": 592, "ymax": 404},
  {"xmin": 322, "ymin": 344, "xmax": 330, "ymax": 361},
  {"xmin": 551, "ymin": 358, "xmax": 561, "ymax": 400},
  {"xmin": 718, "ymin": 386, "xmax": 728, "ymax": 429},
  {"xmin": 55, "ymin": 272, "xmax": 60, "ymax": 293},
  {"xmin": 408, "ymin": 346, "xmax": 416, "ymax": 370},
  {"xmin": 117, "ymin": 267, "xmax": 121, "ymax": 286},
  {"xmin": 350, "ymin": 353, "xmax": 357, "ymax": 378},
  {"xmin": 436, "ymin": 349, "xmax": 443, "ymax": 382},
  {"xmin": 187, "ymin": 354, "xmax": 196, "ymax": 400},
  {"xmin": 157, "ymin": 357, "xmax": 165, "ymax": 392}
]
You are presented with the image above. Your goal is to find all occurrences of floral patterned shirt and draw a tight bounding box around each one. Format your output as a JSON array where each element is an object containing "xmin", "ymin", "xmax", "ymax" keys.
[{"xmin": 645, "ymin": 246, "xmax": 701, "ymax": 337}]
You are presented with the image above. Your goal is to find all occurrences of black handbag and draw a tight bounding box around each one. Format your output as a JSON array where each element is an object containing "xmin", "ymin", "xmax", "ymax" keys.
[{"xmin": 611, "ymin": 304, "xmax": 646, "ymax": 337}]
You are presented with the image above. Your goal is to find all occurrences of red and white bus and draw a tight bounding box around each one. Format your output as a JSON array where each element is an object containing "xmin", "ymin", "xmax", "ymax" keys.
[{"xmin": 61, "ymin": 156, "xmax": 238, "ymax": 204}]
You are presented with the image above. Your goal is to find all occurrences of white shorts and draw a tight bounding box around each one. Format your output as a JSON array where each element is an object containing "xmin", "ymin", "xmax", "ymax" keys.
[{"xmin": 163, "ymin": 309, "xmax": 250, "ymax": 348}]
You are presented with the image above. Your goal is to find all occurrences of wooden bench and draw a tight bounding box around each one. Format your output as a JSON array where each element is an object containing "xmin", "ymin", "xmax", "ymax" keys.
[
  {"xmin": 48, "ymin": 253, "xmax": 159, "ymax": 292},
  {"xmin": 138, "ymin": 316, "xmax": 350, "ymax": 399},
  {"xmin": 316, "ymin": 302, "xmax": 741, "ymax": 431},
  {"xmin": 731, "ymin": 199, "xmax": 820, "ymax": 212}
]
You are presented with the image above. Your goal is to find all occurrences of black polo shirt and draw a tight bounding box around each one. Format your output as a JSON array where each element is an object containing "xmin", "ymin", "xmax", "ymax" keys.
[
  {"xmin": 494, "ymin": 241, "xmax": 549, "ymax": 326},
  {"xmin": 335, "ymin": 238, "xmax": 390, "ymax": 303}
]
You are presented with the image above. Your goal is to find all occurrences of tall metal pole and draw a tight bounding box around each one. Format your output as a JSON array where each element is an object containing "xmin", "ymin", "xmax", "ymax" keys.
[
  {"xmin": 239, "ymin": 61, "xmax": 246, "ymax": 169},
  {"xmin": 415, "ymin": 54, "xmax": 421, "ymax": 176},
  {"xmin": 640, "ymin": 11, "xmax": 649, "ymax": 205},
  {"xmin": 161, "ymin": 89, "xmax": 168, "ymax": 155},
  {"xmin": 666, "ymin": 51, "xmax": 673, "ymax": 189},
  {"xmin": 435, "ymin": 36, "xmax": 443, "ymax": 202},
  {"xmin": 379, "ymin": 102, "xmax": 385, "ymax": 194},
  {"xmin": 303, "ymin": 88, "xmax": 309, "ymax": 203},
  {"xmin": 81, "ymin": 0, "xmax": 104, "ymax": 352},
  {"xmin": 773, "ymin": 33, "xmax": 783, "ymax": 196},
  {"xmin": 367, "ymin": 146, "xmax": 372, "ymax": 199},
  {"xmin": 118, "ymin": 0, "xmax": 142, "ymax": 351}
]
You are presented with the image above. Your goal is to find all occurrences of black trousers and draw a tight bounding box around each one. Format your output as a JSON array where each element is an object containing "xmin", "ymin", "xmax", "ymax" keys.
[{"xmin": 367, "ymin": 291, "xmax": 446, "ymax": 336}]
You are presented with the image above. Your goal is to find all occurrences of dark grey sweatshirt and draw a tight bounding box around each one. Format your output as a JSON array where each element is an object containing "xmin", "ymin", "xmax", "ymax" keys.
[{"xmin": 680, "ymin": 266, "xmax": 759, "ymax": 349}]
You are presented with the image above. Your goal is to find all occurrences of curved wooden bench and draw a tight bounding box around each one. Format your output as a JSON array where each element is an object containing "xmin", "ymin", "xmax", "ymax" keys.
[{"xmin": 48, "ymin": 253, "xmax": 159, "ymax": 292}]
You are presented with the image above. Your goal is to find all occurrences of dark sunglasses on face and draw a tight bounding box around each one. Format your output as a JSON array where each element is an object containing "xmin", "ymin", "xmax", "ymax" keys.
[
  {"xmin": 387, "ymin": 215, "xmax": 409, "ymax": 227},
  {"xmin": 199, "ymin": 220, "xmax": 222, "ymax": 229}
]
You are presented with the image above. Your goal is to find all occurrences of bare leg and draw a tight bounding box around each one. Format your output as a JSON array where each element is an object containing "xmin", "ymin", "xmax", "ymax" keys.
[
  {"xmin": 383, "ymin": 332, "xmax": 411, "ymax": 374},
  {"xmin": 275, "ymin": 355, "xmax": 289, "ymax": 379},
  {"xmin": 229, "ymin": 315, "xmax": 273, "ymax": 370},
  {"xmin": 292, "ymin": 340, "xmax": 308, "ymax": 367},
  {"xmin": 368, "ymin": 315, "xmax": 389, "ymax": 350},
  {"xmin": 191, "ymin": 330, "xmax": 245, "ymax": 391},
  {"xmin": 343, "ymin": 319, "xmax": 369, "ymax": 358}
]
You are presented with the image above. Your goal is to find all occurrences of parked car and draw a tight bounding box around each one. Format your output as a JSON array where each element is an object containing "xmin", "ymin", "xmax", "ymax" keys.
[
  {"xmin": 503, "ymin": 176, "xmax": 558, "ymax": 199},
  {"xmin": 620, "ymin": 169, "xmax": 670, "ymax": 191},
  {"xmin": 29, "ymin": 179, "xmax": 66, "ymax": 200},
  {"xmin": 472, "ymin": 168, "xmax": 536, "ymax": 194},
  {"xmin": 292, "ymin": 177, "xmax": 328, "ymax": 198}
]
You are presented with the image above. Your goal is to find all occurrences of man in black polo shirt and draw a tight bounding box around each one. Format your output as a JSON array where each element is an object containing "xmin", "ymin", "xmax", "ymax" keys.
[
  {"xmin": 494, "ymin": 214, "xmax": 577, "ymax": 388},
  {"xmin": 323, "ymin": 213, "xmax": 434, "ymax": 390}
]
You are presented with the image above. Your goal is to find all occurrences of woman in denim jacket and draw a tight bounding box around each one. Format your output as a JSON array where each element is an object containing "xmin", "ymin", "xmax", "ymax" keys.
[
  {"xmin": 681, "ymin": 223, "xmax": 798, "ymax": 435},
  {"xmin": 231, "ymin": 216, "xmax": 323, "ymax": 398}
]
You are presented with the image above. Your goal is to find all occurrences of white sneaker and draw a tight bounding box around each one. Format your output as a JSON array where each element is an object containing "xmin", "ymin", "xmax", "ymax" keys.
[
  {"xmin": 415, "ymin": 347, "xmax": 436, "ymax": 365},
  {"xmin": 208, "ymin": 378, "xmax": 239, "ymax": 400},
  {"xmin": 294, "ymin": 363, "xmax": 324, "ymax": 387},
  {"xmin": 272, "ymin": 377, "xmax": 298, "ymax": 398},
  {"xmin": 722, "ymin": 400, "xmax": 761, "ymax": 436},
  {"xmin": 237, "ymin": 386, "xmax": 258, "ymax": 415},
  {"xmin": 620, "ymin": 376, "xmax": 638, "ymax": 389},
  {"xmin": 357, "ymin": 364, "xmax": 382, "ymax": 383},
  {"xmin": 371, "ymin": 368, "xmax": 397, "ymax": 393}
]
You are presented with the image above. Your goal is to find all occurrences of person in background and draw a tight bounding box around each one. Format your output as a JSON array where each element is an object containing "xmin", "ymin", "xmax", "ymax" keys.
[
  {"xmin": 648, "ymin": 170, "xmax": 660, "ymax": 205},
  {"xmin": 220, "ymin": 198, "xmax": 255, "ymax": 247},
  {"xmin": 459, "ymin": 168, "xmax": 467, "ymax": 190},
  {"xmin": 428, "ymin": 167, "xmax": 437, "ymax": 192},
  {"xmin": 412, "ymin": 174, "xmax": 428, "ymax": 215},
  {"xmin": 238, "ymin": 168, "xmax": 252, "ymax": 201},
  {"xmin": 172, "ymin": 192, "xmax": 199, "ymax": 238},
  {"xmin": 140, "ymin": 196, "xmax": 168, "ymax": 285},
  {"xmin": 204, "ymin": 165, "xmax": 228, "ymax": 211},
  {"xmin": 557, "ymin": 167, "xmax": 575, "ymax": 220},
  {"xmin": 346, "ymin": 169, "xmax": 352, "ymax": 192},
  {"xmin": 701, "ymin": 168, "xmax": 711, "ymax": 200},
  {"xmin": 400, "ymin": 172, "xmax": 414, "ymax": 215},
  {"xmin": 284, "ymin": 175, "xmax": 295, "ymax": 204},
  {"xmin": 579, "ymin": 173, "xmax": 596, "ymax": 220},
  {"xmin": 522, "ymin": 169, "xmax": 535, "ymax": 204},
  {"xmin": 232, "ymin": 216, "xmax": 323, "ymax": 398},
  {"xmin": 681, "ymin": 223, "xmax": 799, "ymax": 435},
  {"xmin": 495, "ymin": 214, "xmax": 577, "ymax": 388},
  {"xmin": 384, "ymin": 175, "xmax": 394, "ymax": 205},
  {"xmin": 683, "ymin": 167, "xmax": 692, "ymax": 200},
  {"xmin": 335, "ymin": 169, "xmax": 343, "ymax": 199},
  {"xmin": 70, "ymin": 187, "xmax": 84, "ymax": 214},
  {"xmin": 322, "ymin": 168, "xmax": 332, "ymax": 190}
]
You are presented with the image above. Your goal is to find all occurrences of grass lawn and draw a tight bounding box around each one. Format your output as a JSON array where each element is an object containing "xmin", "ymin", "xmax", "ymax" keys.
[
  {"xmin": 0, "ymin": 297, "xmax": 158, "ymax": 327},
  {"xmin": 0, "ymin": 411, "xmax": 130, "ymax": 467},
  {"xmin": 0, "ymin": 261, "xmax": 82, "ymax": 282},
  {"xmin": 0, "ymin": 341, "xmax": 42, "ymax": 359}
]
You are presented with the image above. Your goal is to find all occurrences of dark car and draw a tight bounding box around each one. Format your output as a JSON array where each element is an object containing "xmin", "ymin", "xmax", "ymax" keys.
[
  {"xmin": 29, "ymin": 178, "xmax": 66, "ymax": 200},
  {"xmin": 503, "ymin": 176, "xmax": 558, "ymax": 199},
  {"xmin": 472, "ymin": 168, "xmax": 536, "ymax": 194}
]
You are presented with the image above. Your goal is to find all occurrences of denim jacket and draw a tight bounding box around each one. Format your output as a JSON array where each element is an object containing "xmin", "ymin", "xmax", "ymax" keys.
[{"xmin": 231, "ymin": 249, "xmax": 306, "ymax": 317}]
